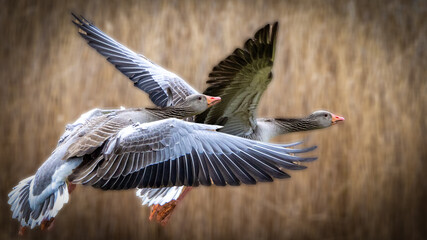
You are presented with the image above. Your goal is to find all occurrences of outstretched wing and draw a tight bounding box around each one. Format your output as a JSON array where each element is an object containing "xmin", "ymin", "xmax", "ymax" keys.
[
  {"xmin": 69, "ymin": 118, "xmax": 316, "ymax": 190},
  {"xmin": 72, "ymin": 14, "xmax": 198, "ymax": 107},
  {"xmin": 196, "ymin": 22, "xmax": 278, "ymax": 137}
]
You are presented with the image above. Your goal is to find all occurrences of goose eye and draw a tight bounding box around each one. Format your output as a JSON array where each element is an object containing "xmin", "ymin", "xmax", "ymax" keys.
[
  {"xmin": 324, "ymin": 114, "xmax": 328, "ymax": 117},
  {"xmin": 198, "ymin": 96, "xmax": 202, "ymax": 100}
]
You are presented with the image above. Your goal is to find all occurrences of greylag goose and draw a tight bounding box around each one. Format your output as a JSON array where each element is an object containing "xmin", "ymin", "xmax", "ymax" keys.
[
  {"xmin": 140, "ymin": 23, "xmax": 344, "ymax": 223},
  {"xmin": 196, "ymin": 22, "xmax": 344, "ymax": 140},
  {"xmin": 8, "ymin": 97, "xmax": 222, "ymax": 230},
  {"xmin": 8, "ymin": 15, "xmax": 317, "ymax": 231},
  {"xmin": 9, "ymin": 114, "xmax": 316, "ymax": 229},
  {"xmin": 9, "ymin": 15, "xmax": 226, "ymax": 231}
]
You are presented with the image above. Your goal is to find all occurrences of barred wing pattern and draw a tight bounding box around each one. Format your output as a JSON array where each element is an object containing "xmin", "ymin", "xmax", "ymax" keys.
[
  {"xmin": 58, "ymin": 108, "xmax": 121, "ymax": 146},
  {"xmin": 69, "ymin": 118, "xmax": 316, "ymax": 189},
  {"xmin": 196, "ymin": 22, "xmax": 278, "ymax": 137},
  {"xmin": 63, "ymin": 111, "xmax": 131, "ymax": 160},
  {"xmin": 72, "ymin": 14, "xmax": 198, "ymax": 107}
]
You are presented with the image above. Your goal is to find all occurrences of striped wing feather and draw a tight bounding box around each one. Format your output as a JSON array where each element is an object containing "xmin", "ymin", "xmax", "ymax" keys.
[{"xmin": 63, "ymin": 111, "xmax": 131, "ymax": 160}]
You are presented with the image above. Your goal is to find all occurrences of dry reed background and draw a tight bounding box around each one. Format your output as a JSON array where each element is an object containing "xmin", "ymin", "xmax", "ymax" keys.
[{"xmin": 0, "ymin": 0, "xmax": 426, "ymax": 239}]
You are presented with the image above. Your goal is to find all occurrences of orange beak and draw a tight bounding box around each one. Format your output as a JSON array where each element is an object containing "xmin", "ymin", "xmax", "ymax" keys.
[
  {"xmin": 205, "ymin": 95, "xmax": 221, "ymax": 107},
  {"xmin": 331, "ymin": 113, "xmax": 345, "ymax": 124}
]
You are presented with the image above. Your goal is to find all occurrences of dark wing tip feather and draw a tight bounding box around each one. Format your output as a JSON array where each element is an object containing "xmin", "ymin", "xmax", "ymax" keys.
[
  {"xmin": 297, "ymin": 157, "xmax": 318, "ymax": 163},
  {"xmin": 71, "ymin": 13, "xmax": 90, "ymax": 28},
  {"xmin": 205, "ymin": 21, "xmax": 278, "ymax": 87},
  {"xmin": 271, "ymin": 22, "xmax": 278, "ymax": 60}
]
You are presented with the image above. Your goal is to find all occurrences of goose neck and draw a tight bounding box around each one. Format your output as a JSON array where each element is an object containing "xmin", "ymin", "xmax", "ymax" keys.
[{"xmin": 145, "ymin": 106, "xmax": 195, "ymax": 120}]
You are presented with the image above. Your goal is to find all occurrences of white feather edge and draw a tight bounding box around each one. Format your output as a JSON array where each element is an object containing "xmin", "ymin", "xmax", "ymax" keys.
[{"xmin": 136, "ymin": 186, "xmax": 184, "ymax": 206}]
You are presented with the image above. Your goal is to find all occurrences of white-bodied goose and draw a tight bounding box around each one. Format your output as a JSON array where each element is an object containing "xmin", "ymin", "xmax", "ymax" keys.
[
  {"xmin": 8, "ymin": 15, "xmax": 317, "ymax": 231},
  {"xmin": 139, "ymin": 23, "xmax": 344, "ymax": 223}
]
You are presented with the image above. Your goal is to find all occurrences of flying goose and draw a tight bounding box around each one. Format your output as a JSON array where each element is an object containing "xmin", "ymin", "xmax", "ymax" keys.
[
  {"xmin": 141, "ymin": 23, "xmax": 344, "ymax": 223},
  {"xmin": 8, "ymin": 97, "xmax": 222, "ymax": 230},
  {"xmin": 9, "ymin": 115, "xmax": 316, "ymax": 229},
  {"xmin": 196, "ymin": 22, "xmax": 344, "ymax": 140},
  {"xmin": 8, "ymin": 14, "xmax": 227, "ymax": 231}
]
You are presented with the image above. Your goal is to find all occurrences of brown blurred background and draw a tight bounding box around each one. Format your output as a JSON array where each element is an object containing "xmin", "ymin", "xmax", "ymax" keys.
[{"xmin": 1, "ymin": 0, "xmax": 426, "ymax": 239}]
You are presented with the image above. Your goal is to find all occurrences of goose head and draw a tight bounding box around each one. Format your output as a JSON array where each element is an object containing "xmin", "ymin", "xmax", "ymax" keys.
[
  {"xmin": 178, "ymin": 94, "xmax": 221, "ymax": 115},
  {"xmin": 308, "ymin": 110, "xmax": 345, "ymax": 128}
]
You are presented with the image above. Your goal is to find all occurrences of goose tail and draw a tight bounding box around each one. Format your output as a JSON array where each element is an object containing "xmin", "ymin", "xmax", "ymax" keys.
[{"xmin": 8, "ymin": 176, "xmax": 70, "ymax": 229}]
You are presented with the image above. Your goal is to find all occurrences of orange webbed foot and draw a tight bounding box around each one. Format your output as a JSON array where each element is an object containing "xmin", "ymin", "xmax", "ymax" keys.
[
  {"xmin": 148, "ymin": 187, "xmax": 193, "ymax": 226},
  {"xmin": 18, "ymin": 226, "xmax": 26, "ymax": 236},
  {"xmin": 67, "ymin": 183, "xmax": 76, "ymax": 194},
  {"xmin": 40, "ymin": 218, "xmax": 55, "ymax": 231}
]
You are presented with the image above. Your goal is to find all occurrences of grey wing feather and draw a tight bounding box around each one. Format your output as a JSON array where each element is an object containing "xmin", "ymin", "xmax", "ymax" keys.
[
  {"xmin": 69, "ymin": 118, "xmax": 316, "ymax": 189},
  {"xmin": 72, "ymin": 14, "xmax": 198, "ymax": 107}
]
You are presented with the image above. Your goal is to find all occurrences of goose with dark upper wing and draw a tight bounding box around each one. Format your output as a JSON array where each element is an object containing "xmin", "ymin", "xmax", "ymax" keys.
[
  {"xmin": 196, "ymin": 23, "xmax": 344, "ymax": 140},
  {"xmin": 9, "ymin": 14, "xmax": 226, "ymax": 231}
]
